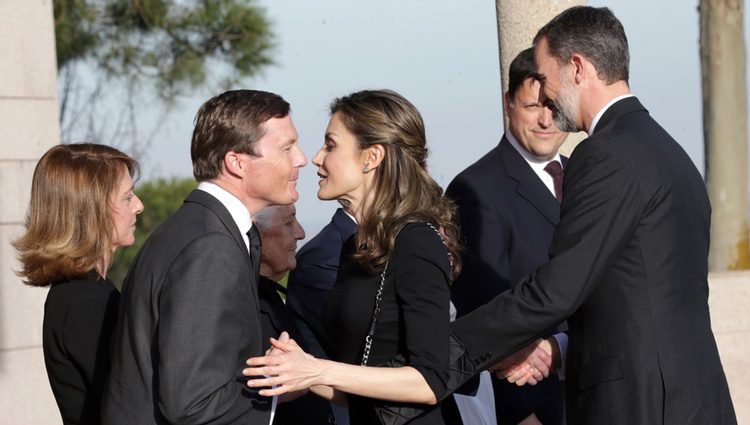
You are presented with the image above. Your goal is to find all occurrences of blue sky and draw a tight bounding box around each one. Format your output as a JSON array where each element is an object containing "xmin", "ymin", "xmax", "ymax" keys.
[{"xmin": 74, "ymin": 1, "xmax": 722, "ymax": 237}]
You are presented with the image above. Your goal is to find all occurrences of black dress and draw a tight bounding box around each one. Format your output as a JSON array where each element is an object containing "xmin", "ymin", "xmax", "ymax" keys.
[
  {"xmin": 42, "ymin": 272, "xmax": 119, "ymax": 425},
  {"xmin": 324, "ymin": 223, "xmax": 452, "ymax": 425}
]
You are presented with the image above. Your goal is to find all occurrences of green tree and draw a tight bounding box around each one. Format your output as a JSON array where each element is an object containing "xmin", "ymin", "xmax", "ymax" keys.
[
  {"xmin": 55, "ymin": 0, "xmax": 275, "ymax": 151},
  {"xmin": 109, "ymin": 177, "xmax": 196, "ymax": 288}
]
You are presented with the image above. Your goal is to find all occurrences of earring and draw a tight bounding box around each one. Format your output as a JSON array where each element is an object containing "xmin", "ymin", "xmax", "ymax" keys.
[{"xmin": 363, "ymin": 163, "xmax": 370, "ymax": 173}]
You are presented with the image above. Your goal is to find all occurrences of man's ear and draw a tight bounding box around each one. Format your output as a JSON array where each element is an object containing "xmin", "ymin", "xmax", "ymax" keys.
[
  {"xmin": 503, "ymin": 91, "xmax": 512, "ymax": 113},
  {"xmin": 223, "ymin": 151, "xmax": 245, "ymax": 177},
  {"xmin": 363, "ymin": 144, "xmax": 385, "ymax": 172},
  {"xmin": 571, "ymin": 53, "xmax": 586, "ymax": 84}
]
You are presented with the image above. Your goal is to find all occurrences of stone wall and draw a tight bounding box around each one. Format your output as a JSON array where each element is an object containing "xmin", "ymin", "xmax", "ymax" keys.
[{"xmin": 0, "ymin": 0, "xmax": 61, "ymax": 423}]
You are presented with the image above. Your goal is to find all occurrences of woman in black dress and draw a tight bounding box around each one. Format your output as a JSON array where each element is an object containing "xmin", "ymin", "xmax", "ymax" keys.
[
  {"xmin": 245, "ymin": 89, "xmax": 461, "ymax": 424},
  {"xmin": 13, "ymin": 144, "xmax": 143, "ymax": 424}
]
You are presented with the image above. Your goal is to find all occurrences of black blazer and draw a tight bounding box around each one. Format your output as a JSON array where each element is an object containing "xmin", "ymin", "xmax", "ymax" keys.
[
  {"xmin": 287, "ymin": 208, "xmax": 356, "ymax": 357},
  {"xmin": 103, "ymin": 189, "xmax": 270, "ymax": 425},
  {"xmin": 446, "ymin": 137, "xmax": 565, "ymax": 425},
  {"xmin": 453, "ymin": 97, "xmax": 737, "ymax": 424},
  {"xmin": 42, "ymin": 274, "xmax": 119, "ymax": 425},
  {"xmin": 257, "ymin": 277, "xmax": 334, "ymax": 425}
]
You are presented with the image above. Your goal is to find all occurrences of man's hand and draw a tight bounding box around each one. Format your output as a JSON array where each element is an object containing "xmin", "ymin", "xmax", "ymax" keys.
[{"xmin": 489, "ymin": 338, "xmax": 560, "ymax": 386}]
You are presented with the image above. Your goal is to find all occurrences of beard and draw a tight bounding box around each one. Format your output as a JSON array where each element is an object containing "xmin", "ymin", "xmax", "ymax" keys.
[{"xmin": 552, "ymin": 75, "xmax": 579, "ymax": 133}]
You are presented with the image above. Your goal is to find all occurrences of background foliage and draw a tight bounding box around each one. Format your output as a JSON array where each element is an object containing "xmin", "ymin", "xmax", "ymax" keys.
[{"xmin": 54, "ymin": 0, "xmax": 275, "ymax": 151}]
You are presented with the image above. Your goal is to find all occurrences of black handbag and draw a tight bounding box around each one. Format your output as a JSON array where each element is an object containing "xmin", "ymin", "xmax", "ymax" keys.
[{"xmin": 360, "ymin": 224, "xmax": 480, "ymax": 425}]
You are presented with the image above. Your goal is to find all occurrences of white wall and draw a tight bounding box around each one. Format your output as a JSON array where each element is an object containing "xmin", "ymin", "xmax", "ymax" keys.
[{"xmin": 0, "ymin": 0, "xmax": 61, "ymax": 423}]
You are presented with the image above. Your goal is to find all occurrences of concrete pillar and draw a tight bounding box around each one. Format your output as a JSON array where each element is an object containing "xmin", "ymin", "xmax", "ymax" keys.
[
  {"xmin": 699, "ymin": 0, "xmax": 750, "ymax": 271},
  {"xmin": 496, "ymin": 0, "xmax": 586, "ymax": 155},
  {"xmin": 0, "ymin": 0, "xmax": 61, "ymax": 423}
]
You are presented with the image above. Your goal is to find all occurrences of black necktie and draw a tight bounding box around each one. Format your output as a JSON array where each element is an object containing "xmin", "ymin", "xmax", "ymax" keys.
[
  {"xmin": 247, "ymin": 225, "xmax": 262, "ymax": 277},
  {"xmin": 544, "ymin": 160, "xmax": 564, "ymax": 203}
]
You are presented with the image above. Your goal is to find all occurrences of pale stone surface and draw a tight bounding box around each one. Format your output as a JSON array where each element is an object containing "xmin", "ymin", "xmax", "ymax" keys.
[
  {"xmin": 709, "ymin": 271, "xmax": 750, "ymax": 333},
  {"xmin": 0, "ymin": 0, "xmax": 60, "ymax": 422},
  {"xmin": 715, "ymin": 332, "xmax": 749, "ymax": 424},
  {"xmin": 0, "ymin": 161, "xmax": 36, "ymax": 224},
  {"xmin": 0, "ymin": 0, "xmax": 57, "ymax": 99},
  {"xmin": 0, "ymin": 224, "xmax": 48, "ymax": 352},
  {"xmin": 708, "ymin": 271, "xmax": 750, "ymax": 424},
  {"xmin": 0, "ymin": 346, "xmax": 61, "ymax": 425},
  {"xmin": 0, "ymin": 99, "xmax": 60, "ymax": 160}
]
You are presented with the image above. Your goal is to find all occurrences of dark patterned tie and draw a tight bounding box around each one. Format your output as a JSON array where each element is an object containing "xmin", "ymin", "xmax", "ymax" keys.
[
  {"xmin": 247, "ymin": 225, "xmax": 262, "ymax": 277},
  {"xmin": 544, "ymin": 160, "xmax": 564, "ymax": 203}
]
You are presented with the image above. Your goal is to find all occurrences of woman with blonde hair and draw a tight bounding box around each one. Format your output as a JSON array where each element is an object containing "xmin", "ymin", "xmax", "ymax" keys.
[
  {"xmin": 244, "ymin": 89, "xmax": 461, "ymax": 424},
  {"xmin": 14, "ymin": 143, "xmax": 143, "ymax": 424}
]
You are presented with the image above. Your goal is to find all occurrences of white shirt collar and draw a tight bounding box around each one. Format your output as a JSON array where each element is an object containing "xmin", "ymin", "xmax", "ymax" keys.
[
  {"xmin": 197, "ymin": 181, "xmax": 253, "ymax": 250},
  {"xmin": 588, "ymin": 94, "xmax": 635, "ymax": 136},
  {"xmin": 343, "ymin": 209, "xmax": 357, "ymax": 224},
  {"xmin": 505, "ymin": 132, "xmax": 562, "ymax": 198},
  {"xmin": 506, "ymin": 131, "xmax": 562, "ymax": 167}
]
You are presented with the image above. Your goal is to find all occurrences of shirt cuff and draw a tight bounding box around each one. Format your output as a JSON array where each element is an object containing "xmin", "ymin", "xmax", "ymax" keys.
[{"xmin": 551, "ymin": 332, "xmax": 568, "ymax": 380}]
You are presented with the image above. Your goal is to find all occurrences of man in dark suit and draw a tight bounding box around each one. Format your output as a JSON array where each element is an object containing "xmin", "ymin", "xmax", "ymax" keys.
[
  {"xmin": 286, "ymin": 206, "xmax": 356, "ymax": 358},
  {"xmin": 452, "ymin": 6, "xmax": 737, "ymax": 425},
  {"xmin": 254, "ymin": 204, "xmax": 335, "ymax": 425},
  {"xmin": 102, "ymin": 90, "xmax": 307, "ymax": 424},
  {"xmin": 447, "ymin": 48, "xmax": 567, "ymax": 425}
]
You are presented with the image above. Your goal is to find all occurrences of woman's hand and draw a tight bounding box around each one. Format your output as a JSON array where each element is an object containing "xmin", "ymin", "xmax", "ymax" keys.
[{"xmin": 243, "ymin": 336, "xmax": 329, "ymax": 397}]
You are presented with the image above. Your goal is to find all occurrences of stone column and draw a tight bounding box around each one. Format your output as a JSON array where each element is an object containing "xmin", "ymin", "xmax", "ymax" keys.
[
  {"xmin": 496, "ymin": 0, "xmax": 586, "ymax": 156},
  {"xmin": 0, "ymin": 0, "xmax": 61, "ymax": 423},
  {"xmin": 699, "ymin": 0, "xmax": 750, "ymax": 271}
]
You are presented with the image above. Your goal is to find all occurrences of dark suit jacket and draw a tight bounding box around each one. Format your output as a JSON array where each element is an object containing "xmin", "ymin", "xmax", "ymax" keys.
[
  {"xmin": 287, "ymin": 208, "xmax": 356, "ymax": 357},
  {"xmin": 453, "ymin": 97, "xmax": 736, "ymax": 425},
  {"xmin": 257, "ymin": 276, "xmax": 333, "ymax": 425},
  {"xmin": 446, "ymin": 137, "xmax": 565, "ymax": 425},
  {"xmin": 102, "ymin": 189, "xmax": 270, "ymax": 425}
]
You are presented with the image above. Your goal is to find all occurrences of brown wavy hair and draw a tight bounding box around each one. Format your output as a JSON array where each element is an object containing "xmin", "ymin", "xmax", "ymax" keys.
[
  {"xmin": 330, "ymin": 89, "xmax": 461, "ymax": 276},
  {"xmin": 13, "ymin": 144, "xmax": 139, "ymax": 287}
]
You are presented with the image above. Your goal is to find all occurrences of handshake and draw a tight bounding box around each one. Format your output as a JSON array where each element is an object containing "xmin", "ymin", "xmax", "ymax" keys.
[{"xmin": 489, "ymin": 337, "xmax": 562, "ymax": 386}]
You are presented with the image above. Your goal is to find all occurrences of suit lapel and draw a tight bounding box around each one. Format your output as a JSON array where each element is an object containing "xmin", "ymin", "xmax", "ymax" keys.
[
  {"xmin": 498, "ymin": 138, "xmax": 560, "ymax": 225},
  {"xmin": 184, "ymin": 189, "xmax": 260, "ymax": 309},
  {"xmin": 184, "ymin": 189, "xmax": 250, "ymax": 260}
]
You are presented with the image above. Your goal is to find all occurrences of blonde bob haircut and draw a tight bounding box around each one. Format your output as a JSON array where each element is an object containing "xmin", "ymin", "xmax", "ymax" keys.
[
  {"xmin": 330, "ymin": 89, "xmax": 461, "ymax": 276},
  {"xmin": 13, "ymin": 144, "xmax": 139, "ymax": 287}
]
